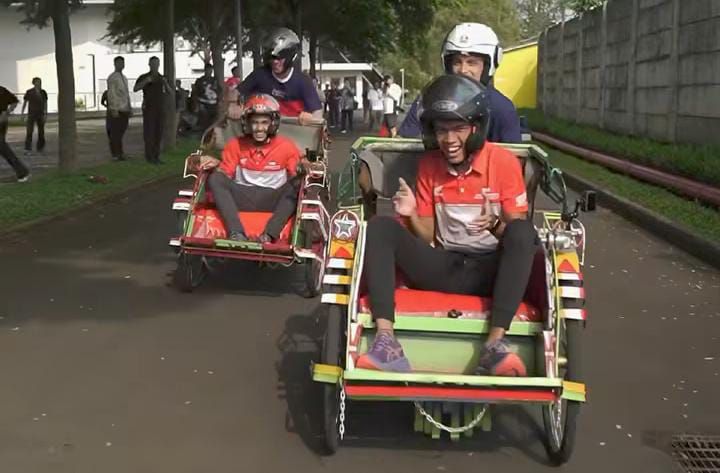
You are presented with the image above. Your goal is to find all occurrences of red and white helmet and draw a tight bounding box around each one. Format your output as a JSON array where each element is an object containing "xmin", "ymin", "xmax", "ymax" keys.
[
  {"xmin": 441, "ymin": 22, "xmax": 503, "ymax": 85},
  {"xmin": 242, "ymin": 94, "xmax": 281, "ymax": 137}
]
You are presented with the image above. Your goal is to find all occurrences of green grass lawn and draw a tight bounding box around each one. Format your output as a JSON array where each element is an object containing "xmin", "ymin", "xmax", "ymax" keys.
[
  {"xmin": 521, "ymin": 108, "xmax": 720, "ymax": 188},
  {"xmin": 0, "ymin": 139, "xmax": 197, "ymax": 230},
  {"xmin": 542, "ymin": 145, "xmax": 720, "ymax": 244}
]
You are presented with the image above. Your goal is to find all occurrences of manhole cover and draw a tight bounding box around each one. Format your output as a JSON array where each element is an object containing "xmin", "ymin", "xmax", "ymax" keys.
[{"xmin": 672, "ymin": 434, "xmax": 720, "ymax": 473}]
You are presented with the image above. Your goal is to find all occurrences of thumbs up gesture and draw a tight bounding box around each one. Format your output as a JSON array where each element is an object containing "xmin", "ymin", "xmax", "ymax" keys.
[
  {"xmin": 392, "ymin": 177, "xmax": 417, "ymax": 217},
  {"xmin": 467, "ymin": 194, "xmax": 498, "ymax": 235}
]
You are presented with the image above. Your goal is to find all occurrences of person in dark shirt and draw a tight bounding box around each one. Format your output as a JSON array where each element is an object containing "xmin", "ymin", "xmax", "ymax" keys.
[
  {"xmin": 0, "ymin": 85, "xmax": 30, "ymax": 182},
  {"xmin": 398, "ymin": 23, "xmax": 521, "ymax": 143},
  {"xmin": 134, "ymin": 56, "xmax": 170, "ymax": 164},
  {"xmin": 231, "ymin": 28, "xmax": 322, "ymax": 125},
  {"xmin": 21, "ymin": 77, "xmax": 48, "ymax": 155},
  {"xmin": 192, "ymin": 63, "xmax": 220, "ymax": 132}
]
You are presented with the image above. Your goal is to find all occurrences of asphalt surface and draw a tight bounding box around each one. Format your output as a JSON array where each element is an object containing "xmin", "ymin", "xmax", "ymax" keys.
[{"xmin": 1, "ymin": 126, "xmax": 718, "ymax": 473}]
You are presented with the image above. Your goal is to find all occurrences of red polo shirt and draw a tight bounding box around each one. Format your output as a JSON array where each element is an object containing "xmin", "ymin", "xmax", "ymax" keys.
[
  {"xmin": 219, "ymin": 135, "xmax": 301, "ymax": 189},
  {"xmin": 415, "ymin": 142, "xmax": 528, "ymax": 253}
]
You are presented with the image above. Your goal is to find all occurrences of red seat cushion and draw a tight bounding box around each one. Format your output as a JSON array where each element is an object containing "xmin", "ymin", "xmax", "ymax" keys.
[
  {"xmin": 189, "ymin": 208, "xmax": 294, "ymax": 241},
  {"xmin": 358, "ymin": 288, "xmax": 541, "ymax": 322}
]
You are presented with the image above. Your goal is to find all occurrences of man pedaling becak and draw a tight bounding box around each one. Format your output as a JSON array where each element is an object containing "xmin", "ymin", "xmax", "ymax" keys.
[
  {"xmin": 225, "ymin": 28, "xmax": 323, "ymax": 126},
  {"xmin": 398, "ymin": 22, "xmax": 521, "ymax": 142},
  {"xmin": 199, "ymin": 94, "xmax": 306, "ymax": 243},
  {"xmin": 356, "ymin": 75, "xmax": 538, "ymax": 377}
]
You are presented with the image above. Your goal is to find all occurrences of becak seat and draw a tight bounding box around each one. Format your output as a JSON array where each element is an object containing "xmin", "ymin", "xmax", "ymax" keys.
[
  {"xmin": 356, "ymin": 249, "xmax": 548, "ymax": 322},
  {"xmin": 358, "ymin": 289, "xmax": 542, "ymax": 322},
  {"xmin": 189, "ymin": 208, "xmax": 294, "ymax": 242}
]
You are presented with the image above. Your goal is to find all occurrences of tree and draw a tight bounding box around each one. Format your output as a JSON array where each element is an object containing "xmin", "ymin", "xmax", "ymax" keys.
[
  {"xmin": 162, "ymin": 0, "xmax": 176, "ymax": 150},
  {"xmin": 380, "ymin": 0, "xmax": 521, "ymax": 93},
  {"xmin": 515, "ymin": 0, "xmax": 604, "ymax": 38},
  {"xmin": 1, "ymin": 0, "xmax": 81, "ymax": 171}
]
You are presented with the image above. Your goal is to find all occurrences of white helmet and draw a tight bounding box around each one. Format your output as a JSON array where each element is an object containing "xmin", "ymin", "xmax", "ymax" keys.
[{"xmin": 441, "ymin": 23, "xmax": 503, "ymax": 84}]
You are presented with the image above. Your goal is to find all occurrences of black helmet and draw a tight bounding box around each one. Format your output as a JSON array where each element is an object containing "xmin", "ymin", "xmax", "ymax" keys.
[
  {"xmin": 263, "ymin": 27, "xmax": 300, "ymax": 73},
  {"xmin": 419, "ymin": 74, "xmax": 490, "ymax": 156}
]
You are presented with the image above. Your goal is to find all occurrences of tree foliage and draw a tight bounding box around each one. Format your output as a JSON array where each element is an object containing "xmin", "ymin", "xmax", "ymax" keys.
[
  {"xmin": 515, "ymin": 0, "xmax": 605, "ymax": 39},
  {"xmin": 1, "ymin": 0, "xmax": 81, "ymax": 171},
  {"xmin": 379, "ymin": 0, "xmax": 521, "ymax": 94}
]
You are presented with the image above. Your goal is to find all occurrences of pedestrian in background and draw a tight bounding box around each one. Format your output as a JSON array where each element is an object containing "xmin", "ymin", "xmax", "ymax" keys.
[
  {"xmin": 340, "ymin": 79, "xmax": 355, "ymax": 133},
  {"xmin": 225, "ymin": 66, "xmax": 242, "ymax": 91},
  {"xmin": 329, "ymin": 82, "xmax": 341, "ymax": 128},
  {"xmin": 362, "ymin": 85, "xmax": 369, "ymax": 124},
  {"xmin": 134, "ymin": 56, "xmax": 170, "ymax": 164},
  {"xmin": 382, "ymin": 74, "xmax": 402, "ymax": 138},
  {"xmin": 107, "ymin": 56, "xmax": 132, "ymax": 160},
  {"xmin": 192, "ymin": 63, "xmax": 220, "ymax": 132},
  {"xmin": 0, "ymin": 85, "xmax": 30, "ymax": 182},
  {"xmin": 21, "ymin": 77, "xmax": 47, "ymax": 156},
  {"xmin": 367, "ymin": 82, "xmax": 383, "ymax": 131}
]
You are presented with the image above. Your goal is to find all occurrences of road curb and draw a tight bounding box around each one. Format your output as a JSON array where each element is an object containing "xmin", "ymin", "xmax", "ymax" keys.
[
  {"xmin": 0, "ymin": 173, "xmax": 180, "ymax": 240},
  {"xmin": 561, "ymin": 170, "xmax": 720, "ymax": 269}
]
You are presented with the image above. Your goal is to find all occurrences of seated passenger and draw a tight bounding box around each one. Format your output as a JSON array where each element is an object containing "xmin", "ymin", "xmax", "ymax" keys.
[
  {"xmin": 356, "ymin": 75, "xmax": 538, "ymax": 377},
  {"xmin": 199, "ymin": 94, "xmax": 302, "ymax": 243}
]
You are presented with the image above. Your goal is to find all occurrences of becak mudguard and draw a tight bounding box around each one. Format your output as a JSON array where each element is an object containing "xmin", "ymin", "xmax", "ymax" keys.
[{"xmin": 313, "ymin": 137, "xmax": 593, "ymax": 463}]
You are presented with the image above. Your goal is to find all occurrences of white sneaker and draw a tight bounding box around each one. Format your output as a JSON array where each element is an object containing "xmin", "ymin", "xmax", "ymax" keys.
[{"xmin": 17, "ymin": 174, "xmax": 31, "ymax": 183}]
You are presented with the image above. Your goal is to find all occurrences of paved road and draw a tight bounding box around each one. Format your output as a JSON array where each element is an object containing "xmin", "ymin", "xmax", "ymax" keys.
[{"xmin": 1, "ymin": 127, "xmax": 718, "ymax": 473}]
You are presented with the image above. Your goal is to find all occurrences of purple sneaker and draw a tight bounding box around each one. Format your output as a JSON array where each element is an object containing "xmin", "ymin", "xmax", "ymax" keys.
[
  {"xmin": 356, "ymin": 331, "xmax": 411, "ymax": 372},
  {"xmin": 475, "ymin": 339, "xmax": 527, "ymax": 377}
]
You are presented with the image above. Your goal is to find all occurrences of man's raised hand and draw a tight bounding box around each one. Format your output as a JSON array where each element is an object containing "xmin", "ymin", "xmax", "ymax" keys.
[{"xmin": 392, "ymin": 177, "xmax": 417, "ymax": 217}]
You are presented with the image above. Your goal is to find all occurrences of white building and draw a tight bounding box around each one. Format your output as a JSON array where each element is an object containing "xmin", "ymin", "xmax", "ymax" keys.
[{"xmin": 0, "ymin": 0, "xmax": 375, "ymax": 113}]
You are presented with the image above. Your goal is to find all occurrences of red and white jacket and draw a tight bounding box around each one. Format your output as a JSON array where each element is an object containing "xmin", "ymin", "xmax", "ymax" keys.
[{"xmin": 219, "ymin": 135, "xmax": 301, "ymax": 189}]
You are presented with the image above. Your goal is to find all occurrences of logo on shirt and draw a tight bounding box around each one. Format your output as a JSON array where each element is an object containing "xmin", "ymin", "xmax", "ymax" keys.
[
  {"xmin": 271, "ymin": 88, "xmax": 287, "ymax": 100},
  {"xmin": 515, "ymin": 192, "xmax": 527, "ymax": 207}
]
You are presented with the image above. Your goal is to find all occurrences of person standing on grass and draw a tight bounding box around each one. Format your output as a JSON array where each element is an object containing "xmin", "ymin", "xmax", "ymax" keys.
[
  {"xmin": 134, "ymin": 56, "xmax": 170, "ymax": 165},
  {"xmin": 107, "ymin": 57, "xmax": 132, "ymax": 161},
  {"xmin": 0, "ymin": 85, "xmax": 30, "ymax": 182},
  {"xmin": 21, "ymin": 77, "xmax": 48, "ymax": 156}
]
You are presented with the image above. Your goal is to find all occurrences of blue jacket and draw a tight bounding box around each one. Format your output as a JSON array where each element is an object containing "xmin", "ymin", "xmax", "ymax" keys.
[{"xmin": 398, "ymin": 85, "xmax": 521, "ymax": 143}]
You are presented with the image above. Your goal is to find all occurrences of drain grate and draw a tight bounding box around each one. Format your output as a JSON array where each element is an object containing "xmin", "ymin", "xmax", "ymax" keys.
[{"xmin": 672, "ymin": 434, "xmax": 720, "ymax": 473}]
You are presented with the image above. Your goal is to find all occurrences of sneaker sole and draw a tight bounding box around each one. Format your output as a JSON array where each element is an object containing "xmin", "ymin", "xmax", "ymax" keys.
[{"xmin": 356, "ymin": 354, "xmax": 412, "ymax": 373}]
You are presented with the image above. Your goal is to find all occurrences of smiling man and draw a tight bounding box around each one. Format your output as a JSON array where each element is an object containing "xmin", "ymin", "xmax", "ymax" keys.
[
  {"xmin": 357, "ymin": 75, "xmax": 537, "ymax": 376},
  {"xmin": 200, "ymin": 94, "xmax": 303, "ymax": 243},
  {"xmin": 398, "ymin": 23, "xmax": 520, "ymax": 143}
]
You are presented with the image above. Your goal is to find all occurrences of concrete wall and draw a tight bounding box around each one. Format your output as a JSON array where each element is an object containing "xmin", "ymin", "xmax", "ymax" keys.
[{"xmin": 538, "ymin": 0, "xmax": 720, "ymax": 145}]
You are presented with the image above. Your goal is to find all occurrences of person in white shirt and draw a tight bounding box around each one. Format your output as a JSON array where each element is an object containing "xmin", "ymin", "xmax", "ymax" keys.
[
  {"xmin": 382, "ymin": 75, "xmax": 402, "ymax": 137},
  {"xmin": 367, "ymin": 82, "xmax": 384, "ymax": 131},
  {"xmin": 106, "ymin": 56, "xmax": 132, "ymax": 160}
]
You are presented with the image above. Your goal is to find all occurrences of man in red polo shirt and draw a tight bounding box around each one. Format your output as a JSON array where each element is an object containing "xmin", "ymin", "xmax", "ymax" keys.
[
  {"xmin": 357, "ymin": 75, "xmax": 538, "ymax": 376},
  {"xmin": 199, "ymin": 94, "xmax": 302, "ymax": 243}
]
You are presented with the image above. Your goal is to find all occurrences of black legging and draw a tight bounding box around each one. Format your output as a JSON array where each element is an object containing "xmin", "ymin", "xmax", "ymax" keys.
[
  {"xmin": 364, "ymin": 216, "xmax": 538, "ymax": 330},
  {"xmin": 207, "ymin": 171, "xmax": 299, "ymax": 239}
]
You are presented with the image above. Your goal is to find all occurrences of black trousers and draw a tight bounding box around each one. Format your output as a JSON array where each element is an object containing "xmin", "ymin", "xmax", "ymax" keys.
[
  {"xmin": 142, "ymin": 106, "xmax": 164, "ymax": 162},
  {"xmin": 341, "ymin": 110, "xmax": 354, "ymax": 131},
  {"xmin": 364, "ymin": 217, "xmax": 538, "ymax": 330},
  {"xmin": 24, "ymin": 113, "xmax": 45, "ymax": 152},
  {"xmin": 1, "ymin": 121, "xmax": 29, "ymax": 179},
  {"xmin": 207, "ymin": 171, "xmax": 299, "ymax": 239},
  {"xmin": 108, "ymin": 111, "xmax": 130, "ymax": 158}
]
